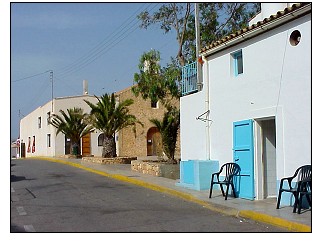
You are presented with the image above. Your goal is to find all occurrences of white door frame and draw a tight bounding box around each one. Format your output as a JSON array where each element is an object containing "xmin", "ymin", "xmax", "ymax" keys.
[{"xmin": 254, "ymin": 117, "xmax": 277, "ymax": 200}]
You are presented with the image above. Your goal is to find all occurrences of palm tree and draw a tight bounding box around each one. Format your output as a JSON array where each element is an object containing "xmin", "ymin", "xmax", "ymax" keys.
[
  {"xmin": 85, "ymin": 93, "xmax": 142, "ymax": 158},
  {"xmin": 150, "ymin": 105, "xmax": 180, "ymax": 163},
  {"xmin": 49, "ymin": 107, "xmax": 93, "ymax": 156}
]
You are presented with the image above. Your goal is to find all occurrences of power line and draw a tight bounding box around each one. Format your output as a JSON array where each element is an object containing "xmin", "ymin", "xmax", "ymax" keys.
[
  {"xmin": 56, "ymin": 22, "xmax": 141, "ymax": 78},
  {"xmin": 53, "ymin": 76, "xmax": 81, "ymax": 95},
  {"xmin": 56, "ymin": 3, "xmax": 152, "ymax": 76},
  {"xmin": 12, "ymin": 2, "xmax": 178, "ymax": 94},
  {"xmin": 61, "ymin": 3, "xmax": 190, "ymax": 83},
  {"xmin": 55, "ymin": 3, "xmax": 160, "ymax": 79},
  {"xmin": 11, "ymin": 71, "xmax": 50, "ymax": 83},
  {"xmin": 11, "ymin": 4, "xmax": 156, "ymax": 84},
  {"xmin": 19, "ymin": 77, "xmax": 51, "ymax": 111}
]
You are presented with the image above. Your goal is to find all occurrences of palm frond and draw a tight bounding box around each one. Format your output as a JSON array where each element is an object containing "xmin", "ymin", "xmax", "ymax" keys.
[
  {"xmin": 150, "ymin": 105, "xmax": 180, "ymax": 162},
  {"xmin": 85, "ymin": 93, "xmax": 142, "ymax": 157},
  {"xmin": 49, "ymin": 107, "xmax": 93, "ymax": 146}
]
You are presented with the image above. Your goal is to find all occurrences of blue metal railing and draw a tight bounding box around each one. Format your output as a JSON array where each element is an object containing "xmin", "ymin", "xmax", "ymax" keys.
[{"xmin": 181, "ymin": 61, "xmax": 198, "ymax": 96}]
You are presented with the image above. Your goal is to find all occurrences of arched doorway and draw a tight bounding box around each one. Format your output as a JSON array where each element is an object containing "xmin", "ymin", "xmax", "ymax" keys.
[{"xmin": 146, "ymin": 127, "xmax": 162, "ymax": 156}]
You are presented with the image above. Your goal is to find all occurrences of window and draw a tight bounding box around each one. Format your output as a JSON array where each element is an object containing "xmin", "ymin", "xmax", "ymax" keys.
[
  {"xmin": 32, "ymin": 136, "xmax": 35, "ymax": 153},
  {"xmin": 232, "ymin": 50, "xmax": 243, "ymax": 76},
  {"xmin": 47, "ymin": 134, "xmax": 51, "ymax": 147},
  {"xmin": 98, "ymin": 133, "xmax": 104, "ymax": 146},
  {"xmin": 289, "ymin": 30, "xmax": 301, "ymax": 46},
  {"xmin": 27, "ymin": 137, "xmax": 31, "ymax": 153},
  {"xmin": 151, "ymin": 100, "xmax": 158, "ymax": 108},
  {"xmin": 47, "ymin": 112, "xmax": 51, "ymax": 125},
  {"xmin": 38, "ymin": 117, "xmax": 42, "ymax": 128}
]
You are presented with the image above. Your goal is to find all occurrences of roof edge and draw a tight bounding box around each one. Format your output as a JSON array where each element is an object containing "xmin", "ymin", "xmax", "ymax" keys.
[{"xmin": 201, "ymin": 3, "xmax": 311, "ymax": 57}]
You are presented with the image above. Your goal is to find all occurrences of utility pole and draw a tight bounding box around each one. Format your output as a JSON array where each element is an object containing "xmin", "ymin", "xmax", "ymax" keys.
[
  {"xmin": 49, "ymin": 70, "xmax": 54, "ymax": 112},
  {"xmin": 195, "ymin": 3, "xmax": 203, "ymax": 91}
]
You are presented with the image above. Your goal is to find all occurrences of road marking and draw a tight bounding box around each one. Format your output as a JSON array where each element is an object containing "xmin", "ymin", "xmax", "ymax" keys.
[
  {"xmin": 24, "ymin": 225, "xmax": 36, "ymax": 232},
  {"xmin": 11, "ymin": 187, "xmax": 15, "ymax": 193},
  {"xmin": 25, "ymin": 188, "xmax": 36, "ymax": 198},
  {"xmin": 17, "ymin": 206, "xmax": 27, "ymax": 216}
]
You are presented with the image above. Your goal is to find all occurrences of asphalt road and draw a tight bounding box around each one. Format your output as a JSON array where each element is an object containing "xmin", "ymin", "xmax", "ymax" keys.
[{"xmin": 10, "ymin": 159, "xmax": 287, "ymax": 232}]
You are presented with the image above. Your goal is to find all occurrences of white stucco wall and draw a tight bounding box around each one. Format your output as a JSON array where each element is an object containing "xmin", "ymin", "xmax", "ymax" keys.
[
  {"xmin": 249, "ymin": 3, "xmax": 293, "ymax": 26},
  {"xmin": 53, "ymin": 95, "xmax": 98, "ymax": 156},
  {"xmin": 20, "ymin": 100, "xmax": 55, "ymax": 157},
  {"xmin": 20, "ymin": 95, "xmax": 101, "ymax": 157},
  {"xmin": 180, "ymin": 88, "xmax": 208, "ymax": 161},
  {"xmin": 180, "ymin": 12, "xmax": 311, "ymax": 180},
  {"xmin": 90, "ymin": 131, "xmax": 103, "ymax": 156}
]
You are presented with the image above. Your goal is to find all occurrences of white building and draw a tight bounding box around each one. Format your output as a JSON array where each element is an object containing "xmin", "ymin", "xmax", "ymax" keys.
[
  {"xmin": 179, "ymin": 3, "xmax": 311, "ymax": 206},
  {"xmin": 19, "ymin": 81, "xmax": 104, "ymax": 158}
]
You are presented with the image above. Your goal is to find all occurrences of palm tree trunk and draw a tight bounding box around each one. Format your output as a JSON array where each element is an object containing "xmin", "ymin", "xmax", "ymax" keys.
[{"xmin": 102, "ymin": 135, "xmax": 116, "ymax": 158}]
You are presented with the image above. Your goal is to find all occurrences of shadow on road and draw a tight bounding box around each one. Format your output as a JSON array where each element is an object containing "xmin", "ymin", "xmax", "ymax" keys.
[
  {"xmin": 11, "ymin": 224, "xmax": 25, "ymax": 233},
  {"xmin": 11, "ymin": 174, "xmax": 35, "ymax": 182}
]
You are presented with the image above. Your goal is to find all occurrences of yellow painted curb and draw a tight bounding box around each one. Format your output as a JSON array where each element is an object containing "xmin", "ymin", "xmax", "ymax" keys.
[
  {"xmin": 239, "ymin": 210, "xmax": 311, "ymax": 232},
  {"xmin": 33, "ymin": 157, "xmax": 239, "ymax": 216},
  {"xmin": 31, "ymin": 157, "xmax": 311, "ymax": 232}
]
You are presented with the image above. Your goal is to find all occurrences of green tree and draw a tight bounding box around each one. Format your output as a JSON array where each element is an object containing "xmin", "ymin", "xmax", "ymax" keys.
[
  {"xmin": 138, "ymin": 3, "xmax": 260, "ymax": 65},
  {"xmin": 49, "ymin": 107, "xmax": 93, "ymax": 156},
  {"xmin": 132, "ymin": 49, "xmax": 181, "ymax": 104},
  {"xmin": 85, "ymin": 93, "xmax": 142, "ymax": 158},
  {"xmin": 184, "ymin": 3, "xmax": 260, "ymax": 61},
  {"xmin": 150, "ymin": 105, "xmax": 180, "ymax": 164},
  {"xmin": 138, "ymin": 3, "xmax": 191, "ymax": 66}
]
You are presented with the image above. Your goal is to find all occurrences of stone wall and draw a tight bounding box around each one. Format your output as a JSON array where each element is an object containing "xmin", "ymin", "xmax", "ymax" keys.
[
  {"xmin": 82, "ymin": 156, "xmax": 137, "ymax": 164},
  {"xmin": 115, "ymin": 86, "xmax": 180, "ymax": 158},
  {"xmin": 131, "ymin": 160, "xmax": 180, "ymax": 180}
]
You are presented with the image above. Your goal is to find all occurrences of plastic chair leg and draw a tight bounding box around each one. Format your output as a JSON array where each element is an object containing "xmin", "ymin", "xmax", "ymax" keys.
[
  {"xmin": 225, "ymin": 184, "xmax": 230, "ymax": 200},
  {"xmin": 297, "ymin": 192, "xmax": 311, "ymax": 214},
  {"xmin": 220, "ymin": 184, "xmax": 225, "ymax": 197},
  {"xmin": 276, "ymin": 190, "xmax": 282, "ymax": 209},
  {"xmin": 293, "ymin": 193, "xmax": 299, "ymax": 213},
  {"xmin": 297, "ymin": 193, "xmax": 303, "ymax": 214},
  {"xmin": 231, "ymin": 183, "xmax": 236, "ymax": 198},
  {"xmin": 209, "ymin": 184, "xmax": 213, "ymax": 198}
]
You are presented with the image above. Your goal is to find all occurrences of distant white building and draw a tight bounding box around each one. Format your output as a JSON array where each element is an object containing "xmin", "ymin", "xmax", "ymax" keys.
[
  {"xmin": 179, "ymin": 3, "xmax": 311, "ymax": 206},
  {"xmin": 19, "ymin": 81, "xmax": 104, "ymax": 157},
  {"xmin": 11, "ymin": 140, "xmax": 19, "ymax": 159}
]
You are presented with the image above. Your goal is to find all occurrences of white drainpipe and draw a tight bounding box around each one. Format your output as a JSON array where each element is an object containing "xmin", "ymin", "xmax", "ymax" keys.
[{"xmin": 202, "ymin": 55, "xmax": 210, "ymax": 160}]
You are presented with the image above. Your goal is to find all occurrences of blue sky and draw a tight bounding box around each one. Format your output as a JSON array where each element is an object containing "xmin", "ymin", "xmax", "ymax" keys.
[{"xmin": 9, "ymin": 2, "xmax": 180, "ymax": 139}]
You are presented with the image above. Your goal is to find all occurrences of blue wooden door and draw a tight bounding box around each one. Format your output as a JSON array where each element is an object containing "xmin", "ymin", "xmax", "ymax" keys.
[{"xmin": 233, "ymin": 119, "xmax": 255, "ymax": 200}]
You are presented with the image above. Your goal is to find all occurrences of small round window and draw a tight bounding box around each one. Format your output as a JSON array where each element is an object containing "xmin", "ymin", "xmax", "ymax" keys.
[{"xmin": 289, "ymin": 30, "xmax": 301, "ymax": 46}]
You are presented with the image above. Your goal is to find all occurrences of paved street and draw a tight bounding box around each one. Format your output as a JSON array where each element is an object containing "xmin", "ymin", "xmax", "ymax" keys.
[{"xmin": 10, "ymin": 159, "xmax": 287, "ymax": 232}]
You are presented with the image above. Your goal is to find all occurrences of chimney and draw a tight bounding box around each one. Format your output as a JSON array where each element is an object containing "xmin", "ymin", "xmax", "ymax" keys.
[{"xmin": 83, "ymin": 80, "xmax": 88, "ymax": 95}]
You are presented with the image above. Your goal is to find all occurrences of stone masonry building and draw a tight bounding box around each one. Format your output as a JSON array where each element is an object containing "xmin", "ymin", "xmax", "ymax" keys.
[{"xmin": 115, "ymin": 86, "xmax": 180, "ymax": 160}]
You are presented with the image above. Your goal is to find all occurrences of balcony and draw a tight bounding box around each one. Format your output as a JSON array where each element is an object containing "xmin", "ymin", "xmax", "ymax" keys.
[{"xmin": 180, "ymin": 61, "xmax": 198, "ymax": 96}]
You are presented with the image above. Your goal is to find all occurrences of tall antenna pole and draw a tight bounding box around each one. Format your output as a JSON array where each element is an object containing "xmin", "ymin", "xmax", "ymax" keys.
[
  {"xmin": 49, "ymin": 70, "xmax": 54, "ymax": 112},
  {"xmin": 195, "ymin": 3, "xmax": 203, "ymax": 91}
]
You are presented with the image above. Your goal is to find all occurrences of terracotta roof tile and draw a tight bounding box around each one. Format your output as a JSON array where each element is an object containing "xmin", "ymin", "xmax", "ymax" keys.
[{"xmin": 200, "ymin": 3, "xmax": 310, "ymax": 54}]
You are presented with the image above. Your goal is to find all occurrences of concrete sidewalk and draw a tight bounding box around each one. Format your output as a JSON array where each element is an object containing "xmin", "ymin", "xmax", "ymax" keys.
[{"xmin": 37, "ymin": 157, "xmax": 311, "ymax": 232}]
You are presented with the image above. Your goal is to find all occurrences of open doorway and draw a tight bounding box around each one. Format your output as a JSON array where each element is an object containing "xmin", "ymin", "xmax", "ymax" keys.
[
  {"xmin": 255, "ymin": 118, "xmax": 277, "ymax": 200},
  {"xmin": 65, "ymin": 136, "xmax": 71, "ymax": 155}
]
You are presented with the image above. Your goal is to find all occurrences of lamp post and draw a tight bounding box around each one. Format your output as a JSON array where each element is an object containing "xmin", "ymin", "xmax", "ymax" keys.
[
  {"xmin": 49, "ymin": 70, "xmax": 54, "ymax": 112},
  {"xmin": 195, "ymin": 3, "xmax": 203, "ymax": 91}
]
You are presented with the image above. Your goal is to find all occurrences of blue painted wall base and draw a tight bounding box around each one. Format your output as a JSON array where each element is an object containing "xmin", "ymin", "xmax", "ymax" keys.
[
  {"xmin": 277, "ymin": 180, "xmax": 311, "ymax": 209},
  {"xmin": 176, "ymin": 160, "xmax": 219, "ymax": 191}
]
